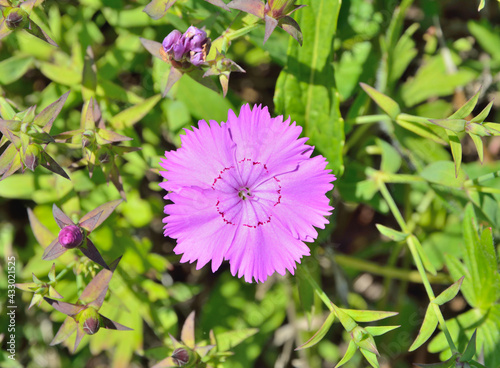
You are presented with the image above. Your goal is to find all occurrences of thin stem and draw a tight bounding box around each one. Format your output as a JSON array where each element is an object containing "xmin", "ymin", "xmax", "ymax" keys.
[
  {"xmin": 300, "ymin": 266, "xmax": 334, "ymax": 311},
  {"xmin": 54, "ymin": 261, "xmax": 75, "ymax": 282},
  {"xmin": 347, "ymin": 114, "xmax": 392, "ymax": 125},
  {"xmin": 378, "ymin": 179, "xmax": 459, "ymax": 353},
  {"xmin": 397, "ymin": 113, "xmax": 432, "ymax": 125},
  {"xmin": 335, "ymin": 254, "xmax": 450, "ymax": 284}
]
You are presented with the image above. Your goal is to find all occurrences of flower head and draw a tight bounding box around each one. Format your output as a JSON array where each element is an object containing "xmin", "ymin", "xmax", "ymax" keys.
[
  {"xmin": 161, "ymin": 26, "xmax": 211, "ymax": 68},
  {"xmin": 58, "ymin": 225, "xmax": 84, "ymax": 249},
  {"xmin": 159, "ymin": 105, "xmax": 335, "ymax": 283}
]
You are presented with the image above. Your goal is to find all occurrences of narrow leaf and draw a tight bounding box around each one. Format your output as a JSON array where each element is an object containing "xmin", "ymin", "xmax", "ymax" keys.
[
  {"xmin": 376, "ymin": 224, "xmax": 408, "ymax": 241},
  {"xmin": 39, "ymin": 151, "xmax": 70, "ymax": 179},
  {"xmin": 52, "ymin": 204, "xmax": 74, "ymax": 229},
  {"xmin": 360, "ymin": 348, "xmax": 380, "ymax": 368},
  {"xmin": 342, "ymin": 309, "xmax": 398, "ymax": 323},
  {"xmin": 79, "ymin": 238, "xmax": 109, "ymax": 269},
  {"xmin": 334, "ymin": 340, "xmax": 357, "ymax": 368},
  {"xmin": 447, "ymin": 130, "xmax": 462, "ymax": 178},
  {"xmin": 364, "ymin": 325, "xmax": 400, "ymax": 336},
  {"xmin": 42, "ymin": 239, "xmax": 67, "ymax": 260},
  {"xmin": 50, "ymin": 317, "xmax": 77, "ymax": 346},
  {"xmin": 163, "ymin": 67, "xmax": 183, "ymax": 97},
  {"xmin": 450, "ymin": 91, "xmax": 479, "ymax": 119},
  {"xmin": 432, "ymin": 277, "xmax": 464, "ymax": 306},
  {"xmin": 181, "ymin": 311, "xmax": 196, "ymax": 349},
  {"xmin": 44, "ymin": 298, "xmax": 85, "ymax": 316},
  {"xmin": 143, "ymin": 0, "xmax": 177, "ymax": 20},
  {"xmin": 101, "ymin": 315, "xmax": 133, "ymax": 331},
  {"xmin": 27, "ymin": 208, "xmax": 54, "ymax": 248},
  {"xmin": 471, "ymin": 101, "xmax": 493, "ymax": 123},
  {"xmin": 295, "ymin": 311, "xmax": 335, "ymax": 350},
  {"xmin": 79, "ymin": 263, "xmax": 118, "ymax": 308},
  {"xmin": 24, "ymin": 18, "xmax": 58, "ymax": 46},
  {"xmin": 469, "ymin": 134, "xmax": 484, "ymax": 163},
  {"xmin": 109, "ymin": 94, "xmax": 161, "ymax": 129},
  {"xmin": 428, "ymin": 119, "xmax": 466, "ymax": 132},
  {"xmin": 73, "ymin": 324, "xmax": 85, "ymax": 353},
  {"xmin": 79, "ymin": 199, "xmax": 123, "ymax": 232},
  {"xmin": 140, "ymin": 37, "xmax": 164, "ymax": 61},
  {"xmin": 360, "ymin": 83, "xmax": 400, "ymax": 119},
  {"xmin": 33, "ymin": 91, "xmax": 70, "ymax": 132},
  {"xmin": 460, "ymin": 329, "xmax": 477, "ymax": 362},
  {"xmin": 409, "ymin": 304, "xmax": 438, "ymax": 351}
]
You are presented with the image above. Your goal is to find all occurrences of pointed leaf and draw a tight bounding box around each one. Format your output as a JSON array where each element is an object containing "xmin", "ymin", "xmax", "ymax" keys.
[
  {"xmin": 48, "ymin": 286, "xmax": 63, "ymax": 299},
  {"xmin": 186, "ymin": 69, "xmax": 219, "ymax": 94},
  {"xmin": 39, "ymin": 151, "xmax": 70, "ymax": 179},
  {"xmin": 24, "ymin": 18, "xmax": 58, "ymax": 46},
  {"xmin": 0, "ymin": 19, "xmax": 12, "ymax": 41},
  {"xmin": 27, "ymin": 208, "xmax": 54, "ymax": 248},
  {"xmin": 360, "ymin": 83, "xmax": 400, "ymax": 119},
  {"xmin": 52, "ymin": 204, "xmax": 74, "ymax": 229},
  {"xmin": 79, "ymin": 199, "xmax": 123, "ymax": 232},
  {"xmin": 420, "ymin": 161, "xmax": 467, "ymax": 188},
  {"xmin": 450, "ymin": 91, "xmax": 479, "ymax": 119},
  {"xmin": 42, "ymin": 239, "xmax": 67, "ymax": 260},
  {"xmin": 264, "ymin": 14, "xmax": 278, "ymax": 44},
  {"xmin": 73, "ymin": 324, "xmax": 85, "ymax": 353},
  {"xmin": 50, "ymin": 317, "xmax": 77, "ymax": 346},
  {"xmin": 483, "ymin": 122, "xmax": 500, "ymax": 135},
  {"xmin": 376, "ymin": 224, "xmax": 408, "ymax": 241},
  {"xmin": 360, "ymin": 348, "xmax": 380, "ymax": 368},
  {"xmin": 432, "ymin": 276, "xmax": 464, "ymax": 306},
  {"xmin": 364, "ymin": 325, "xmax": 400, "ymax": 336},
  {"xmin": 79, "ymin": 238, "xmax": 109, "ymax": 270},
  {"xmin": 29, "ymin": 294, "xmax": 44, "ymax": 309},
  {"xmin": 227, "ymin": 0, "xmax": 265, "ymax": 17},
  {"xmin": 48, "ymin": 263, "xmax": 57, "ymax": 282},
  {"xmin": 332, "ymin": 304, "xmax": 357, "ymax": 332},
  {"xmin": 140, "ymin": 38, "xmax": 164, "ymax": 60},
  {"xmin": 469, "ymin": 361, "xmax": 487, "ymax": 368},
  {"xmin": 395, "ymin": 118, "xmax": 448, "ymax": 145},
  {"xmin": 279, "ymin": 15, "xmax": 303, "ymax": 46},
  {"xmin": 109, "ymin": 94, "xmax": 161, "ymax": 129},
  {"xmin": 295, "ymin": 311, "xmax": 335, "ymax": 350},
  {"xmin": 334, "ymin": 340, "xmax": 357, "ymax": 368},
  {"xmin": 447, "ymin": 130, "xmax": 462, "ymax": 178},
  {"xmin": 428, "ymin": 119, "xmax": 466, "ymax": 132},
  {"xmin": 163, "ymin": 67, "xmax": 183, "ymax": 97},
  {"xmin": 44, "ymin": 298, "xmax": 85, "ymax": 316},
  {"xmin": 33, "ymin": 91, "xmax": 69, "ymax": 132},
  {"xmin": 100, "ymin": 314, "xmax": 133, "ymax": 331},
  {"xmin": 342, "ymin": 309, "xmax": 398, "ymax": 323},
  {"xmin": 151, "ymin": 357, "xmax": 178, "ymax": 368},
  {"xmin": 0, "ymin": 154, "xmax": 22, "ymax": 180},
  {"xmin": 79, "ymin": 268, "xmax": 113, "ymax": 308},
  {"xmin": 460, "ymin": 329, "xmax": 477, "ymax": 362},
  {"xmin": 82, "ymin": 46, "xmax": 97, "ymax": 101},
  {"xmin": 181, "ymin": 311, "xmax": 196, "ymax": 349},
  {"xmin": 469, "ymin": 134, "xmax": 484, "ymax": 163},
  {"xmin": 409, "ymin": 304, "xmax": 438, "ymax": 351},
  {"xmin": 471, "ymin": 101, "xmax": 493, "ymax": 123},
  {"xmin": 0, "ymin": 144, "xmax": 17, "ymax": 176},
  {"xmin": 143, "ymin": 0, "xmax": 177, "ymax": 20}
]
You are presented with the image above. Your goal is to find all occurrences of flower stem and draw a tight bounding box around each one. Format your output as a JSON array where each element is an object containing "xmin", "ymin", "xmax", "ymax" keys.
[
  {"xmin": 300, "ymin": 266, "xmax": 334, "ymax": 311},
  {"xmin": 377, "ymin": 178, "xmax": 458, "ymax": 353}
]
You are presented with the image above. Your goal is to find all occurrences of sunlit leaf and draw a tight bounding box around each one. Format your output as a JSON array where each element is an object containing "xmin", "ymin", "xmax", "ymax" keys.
[
  {"xmin": 295, "ymin": 311, "xmax": 335, "ymax": 350},
  {"xmin": 409, "ymin": 304, "xmax": 438, "ymax": 351}
]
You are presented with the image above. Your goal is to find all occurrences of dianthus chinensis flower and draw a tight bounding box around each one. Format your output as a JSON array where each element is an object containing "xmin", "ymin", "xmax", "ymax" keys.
[{"xmin": 159, "ymin": 105, "xmax": 336, "ymax": 283}]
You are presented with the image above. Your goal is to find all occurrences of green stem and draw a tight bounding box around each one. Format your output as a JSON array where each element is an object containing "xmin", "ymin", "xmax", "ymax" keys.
[
  {"xmin": 396, "ymin": 113, "xmax": 432, "ymax": 125},
  {"xmin": 347, "ymin": 114, "xmax": 392, "ymax": 125},
  {"xmin": 54, "ymin": 261, "xmax": 75, "ymax": 282},
  {"xmin": 464, "ymin": 170, "xmax": 500, "ymax": 186},
  {"xmin": 300, "ymin": 266, "xmax": 334, "ymax": 311},
  {"xmin": 335, "ymin": 254, "xmax": 450, "ymax": 284},
  {"xmin": 377, "ymin": 179, "xmax": 459, "ymax": 353}
]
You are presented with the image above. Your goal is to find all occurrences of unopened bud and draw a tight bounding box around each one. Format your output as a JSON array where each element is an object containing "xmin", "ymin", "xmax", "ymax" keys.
[
  {"xmin": 172, "ymin": 348, "xmax": 190, "ymax": 366},
  {"xmin": 78, "ymin": 307, "xmax": 101, "ymax": 335},
  {"xmin": 58, "ymin": 225, "xmax": 84, "ymax": 249},
  {"xmin": 5, "ymin": 8, "xmax": 29, "ymax": 30}
]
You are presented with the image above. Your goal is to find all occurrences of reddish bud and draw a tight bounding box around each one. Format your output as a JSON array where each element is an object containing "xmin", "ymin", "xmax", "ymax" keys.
[
  {"xmin": 58, "ymin": 225, "xmax": 84, "ymax": 249},
  {"xmin": 172, "ymin": 348, "xmax": 190, "ymax": 366}
]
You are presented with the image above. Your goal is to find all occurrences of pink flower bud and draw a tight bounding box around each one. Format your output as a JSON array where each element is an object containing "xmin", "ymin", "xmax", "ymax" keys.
[{"xmin": 58, "ymin": 225, "xmax": 83, "ymax": 249}]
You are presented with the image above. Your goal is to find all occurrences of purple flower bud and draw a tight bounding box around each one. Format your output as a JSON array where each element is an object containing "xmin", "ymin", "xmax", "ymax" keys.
[
  {"xmin": 183, "ymin": 26, "xmax": 209, "ymax": 52},
  {"xmin": 172, "ymin": 348, "xmax": 190, "ymax": 366},
  {"xmin": 5, "ymin": 8, "xmax": 29, "ymax": 30},
  {"xmin": 163, "ymin": 30, "xmax": 186, "ymax": 61},
  {"xmin": 189, "ymin": 51, "xmax": 206, "ymax": 67},
  {"xmin": 58, "ymin": 225, "xmax": 83, "ymax": 249}
]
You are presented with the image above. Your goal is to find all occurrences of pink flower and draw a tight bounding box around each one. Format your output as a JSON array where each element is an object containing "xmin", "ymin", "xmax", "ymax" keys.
[{"xmin": 159, "ymin": 105, "xmax": 336, "ymax": 283}]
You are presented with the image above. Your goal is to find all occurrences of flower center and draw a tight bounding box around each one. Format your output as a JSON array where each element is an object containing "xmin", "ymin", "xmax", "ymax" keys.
[{"xmin": 212, "ymin": 159, "xmax": 282, "ymax": 228}]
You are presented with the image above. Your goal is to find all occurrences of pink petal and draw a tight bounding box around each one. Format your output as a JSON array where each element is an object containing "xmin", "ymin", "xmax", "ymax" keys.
[{"xmin": 159, "ymin": 120, "xmax": 235, "ymax": 192}]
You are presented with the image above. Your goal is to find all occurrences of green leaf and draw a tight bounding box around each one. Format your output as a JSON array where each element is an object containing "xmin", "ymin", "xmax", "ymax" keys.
[
  {"xmin": 395, "ymin": 118, "xmax": 448, "ymax": 145},
  {"xmin": 27, "ymin": 208, "xmax": 54, "ymax": 248},
  {"xmin": 360, "ymin": 83, "xmax": 400, "ymax": 119},
  {"xmin": 181, "ymin": 311, "xmax": 195, "ymax": 349},
  {"xmin": 409, "ymin": 304, "xmax": 438, "ymax": 351},
  {"xmin": 447, "ymin": 130, "xmax": 462, "ymax": 178},
  {"xmin": 0, "ymin": 55, "xmax": 34, "ymax": 84},
  {"xmin": 364, "ymin": 325, "xmax": 400, "ymax": 336},
  {"xmin": 420, "ymin": 161, "xmax": 467, "ymax": 188},
  {"xmin": 428, "ymin": 119, "xmax": 466, "ymax": 132},
  {"xmin": 460, "ymin": 329, "xmax": 477, "ymax": 362},
  {"xmin": 274, "ymin": 0, "xmax": 344, "ymax": 176},
  {"xmin": 341, "ymin": 309, "xmax": 398, "ymax": 323},
  {"xmin": 214, "ymin": 328, "xmax": 258, "ymax": 352},
  {"xmin": 469, "ymin": 134, "xmax": 484, "ymax": 163},
  {"xmin": 483, "ymin": 122, "xmax": 500, "ymax": 135},
  {"xmin": 377, "ymin": 138, "xmax": 401, "ymax": 174},
  {"xmin": 360, "ymin": 348, "xmax": 380, "ymax": 368},
  {"xmin": 33, "ymin": 91, "xmax": 70, "ymax": 132},
  {"xmin": 450, "ymin": 90, "xmax": 480, "ymax": 119},
  {"xmin": 468, "ymin": 21, "xmax": 500, "ymax": 62},
  {"xmin": 411, "ymin": 235, "xmax": 437, "ymax": 276},
  {"xmin": 471, "ymin": 101, "xmax": 493, "ymax": 123},
  {"xmin": 478, "ymin": 0, "xmax": 485, "ymax": 10},
  {"xmin": 444, "ymin": 254, "xmax": 475, "ymax": 306},
  {"xmin": 334, "ymin": 340, "xmax": 357, "ymax": 368},
  {"xmin": 295, "ymin": 311, "xmax": 336, "ymax": 350},
  {"xmin": 109, "ymin": 94, "xmax": 161, "ymax": 129},
  {"xmin": 432, "ymin": 277, "xmax": 464, "ymax": 306},
  {"xmin": 375, "ymin": 224, "xmax": 408, "ymax": 242}
]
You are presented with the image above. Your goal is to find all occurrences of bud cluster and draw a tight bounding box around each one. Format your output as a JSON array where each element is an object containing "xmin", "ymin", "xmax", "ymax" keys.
[{"xmin": 161, "ymin": 26, "xmax": 211, "ymax": 68}]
